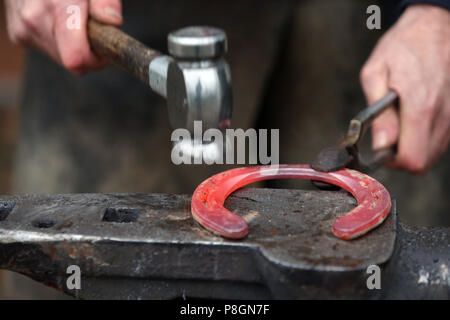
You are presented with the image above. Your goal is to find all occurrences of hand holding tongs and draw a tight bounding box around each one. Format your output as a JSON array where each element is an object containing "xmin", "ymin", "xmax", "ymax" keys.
[{"xmin": 311, "ymin": 90, "xmax": 398, "ymax": 173}]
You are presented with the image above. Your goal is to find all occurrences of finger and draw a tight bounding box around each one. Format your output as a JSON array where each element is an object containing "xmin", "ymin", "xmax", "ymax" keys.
[
  {"xmin": 392, "ymin": 95, "xmax": 433, "ymax": 174},
  {"xmin": 53, "ymin": 0, "xmax": 104, "ymax": 74},
  {"xmin": 4, "ymin": 0, "xmax": 22, "ymax": 44},
  {"xmin": 28, "ymin": 5, "xmax": 61, "ymax": 63},
  {"xmin": 427, "ymin": 100, "xmax": 450, "ymax": 167},
  {"xmin": 89, "ymin": 0, "xmax": 122, "ymax": 26},
  {"xmin": 371, "ymin": 107, "xmax": 400, "ymax": 151},
  {"xmin": 360, "ymin": 62, "xmax": 398, "ymax": 150},
  {"xmin": 6, "ymin": 0, "xmax": 61, "ymax": 62}
]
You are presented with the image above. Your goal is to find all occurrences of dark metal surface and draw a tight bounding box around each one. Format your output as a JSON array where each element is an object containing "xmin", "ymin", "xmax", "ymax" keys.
[
  {"xmin": 381, "ymin": 224, "xmax": 450, "ymax": 299},
  {"xmin": 310, "ymin": 146, "xmax": 353, "ymax": 172},
  {"xmin": 0, "ymin": 188, "xmax": 448, "ymax": 299}
]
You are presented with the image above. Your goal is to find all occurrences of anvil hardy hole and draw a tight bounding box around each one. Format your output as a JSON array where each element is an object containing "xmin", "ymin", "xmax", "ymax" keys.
[
  {"xmin": 0, "ymin": 201, "xmax": 15, "ymax": 221},
  {"xmin": 102, "ymin": 208, "xmax": 141, "ymax": 223},
  {"xmin": 32, "ymin": 218, "xmax": 56, "ymax": 229}
]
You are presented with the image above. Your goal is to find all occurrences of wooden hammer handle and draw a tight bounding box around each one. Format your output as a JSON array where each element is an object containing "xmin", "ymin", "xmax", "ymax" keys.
[{"xmin": 87, "ymin": 20, "xmax": 161, "ymax": 86}]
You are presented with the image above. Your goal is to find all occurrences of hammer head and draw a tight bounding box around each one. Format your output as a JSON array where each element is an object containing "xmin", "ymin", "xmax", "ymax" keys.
[
  {"xmin": 167, "ymin": 27, "xmax": 232, "ymax": 133},
  {"xmin": 157, "ymin": 26, "xmax": 233, "ymax": 163},
  {"xmin": 167, "ymin": 58, "xmax": 232, "ymax": 133}
]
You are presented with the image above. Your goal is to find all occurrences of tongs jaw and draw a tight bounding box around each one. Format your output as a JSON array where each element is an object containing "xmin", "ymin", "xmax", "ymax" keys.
[{"xmin": 312, "ymin": 90, "xmax": 398, "ymax": 174}]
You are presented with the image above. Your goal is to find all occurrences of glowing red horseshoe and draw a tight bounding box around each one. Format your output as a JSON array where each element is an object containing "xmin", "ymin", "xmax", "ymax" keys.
[{"xmin": 191, "ymin": 165, "xmax": 391, "ymax": 240}]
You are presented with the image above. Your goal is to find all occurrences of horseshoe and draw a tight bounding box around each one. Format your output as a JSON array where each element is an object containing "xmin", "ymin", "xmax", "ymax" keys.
[{"xmin": 191, "ymin": 165, "xmax": 391, "ymax": 240}]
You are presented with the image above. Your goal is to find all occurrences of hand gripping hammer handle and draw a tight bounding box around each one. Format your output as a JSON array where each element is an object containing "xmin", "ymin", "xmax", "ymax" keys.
[{"xmin": 87, "ymin": 20, "xmax": 162, "ymax": 87}]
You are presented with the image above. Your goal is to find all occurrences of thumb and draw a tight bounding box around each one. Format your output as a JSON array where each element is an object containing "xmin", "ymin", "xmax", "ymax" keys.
[
  {"xmin": 89, "ymin": 0, "xmax": 122, "ymax": 25},
  {"xmin": 360, "ymin": 64, "xmax": 399, "ymax": 151}
]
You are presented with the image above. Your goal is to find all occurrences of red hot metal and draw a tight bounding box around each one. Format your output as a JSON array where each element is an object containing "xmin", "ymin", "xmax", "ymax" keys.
[{"xmin": 191, "ymin": 164, "xmax": 391, "ymax": 240}]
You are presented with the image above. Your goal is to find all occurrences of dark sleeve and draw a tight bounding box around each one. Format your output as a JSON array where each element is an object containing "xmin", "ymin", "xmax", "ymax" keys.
[{"xmin": 399, "ymin": 0, "xmax": 450, "ymax": 10}]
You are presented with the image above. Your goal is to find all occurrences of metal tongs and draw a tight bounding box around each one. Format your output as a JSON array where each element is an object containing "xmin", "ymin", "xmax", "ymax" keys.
[{"xmin": 311, "ymin": 90, "xmax": 398, "ymax": 173}]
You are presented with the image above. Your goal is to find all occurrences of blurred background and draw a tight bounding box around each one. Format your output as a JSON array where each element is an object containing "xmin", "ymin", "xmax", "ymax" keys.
[
  {"xmin": 0, "ymin": 0, "xmax": 448, "ymax": 299},
  {"xmin": 0, "ymin": 3, "xmax": 23, "ymax": 299},
  {"xmin": 0, "ymin": 4, "xmax": 21, "ymax": 195}
]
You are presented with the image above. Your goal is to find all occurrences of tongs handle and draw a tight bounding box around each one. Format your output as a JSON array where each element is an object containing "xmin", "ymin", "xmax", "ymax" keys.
[
  {"xmin": 345, "ymin": 90, "xmax": 398, "ymax": 146},
  {"xmin": 353, "ymin": 144, "xmax": 396, "ymax": 173},
  {"xmin": 345, "ymin": 90, "xmax": 399, "ymax": 173},
  {"xmin": 355, "ymin": 91, "xmax": 398, "ymax": 126}
]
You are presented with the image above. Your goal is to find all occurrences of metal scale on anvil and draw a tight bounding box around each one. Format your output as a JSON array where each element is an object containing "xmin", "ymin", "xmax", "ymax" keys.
[{"xmin": 0, "ymin": 21, "xmax": 448, "ymax": 300}]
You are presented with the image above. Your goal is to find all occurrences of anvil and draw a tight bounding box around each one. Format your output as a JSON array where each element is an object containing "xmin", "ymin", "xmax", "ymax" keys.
[{"xmin": 0, "ymin": 188, "xmax": 448, "ymax": 299}]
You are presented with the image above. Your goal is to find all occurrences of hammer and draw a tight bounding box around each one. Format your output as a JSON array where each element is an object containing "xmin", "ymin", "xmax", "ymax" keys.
[{"xmin": 87, "ymin": 20, "xmax": 232, "ymax": 161}]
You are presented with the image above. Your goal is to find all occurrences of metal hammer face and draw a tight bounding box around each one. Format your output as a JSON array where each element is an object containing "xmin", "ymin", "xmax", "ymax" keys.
[{"xmin": 148, "ymin": 26, "xmax": 233, "ymax": 134}]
